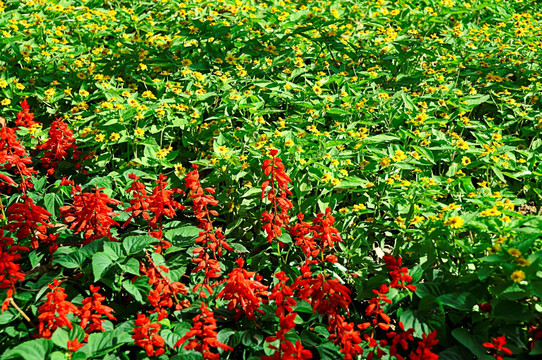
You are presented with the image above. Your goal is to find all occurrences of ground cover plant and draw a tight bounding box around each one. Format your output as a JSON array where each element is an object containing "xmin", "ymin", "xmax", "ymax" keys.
[{"xmin": 0, "ymin": 0, "xmax": 542, "ymax": 359}]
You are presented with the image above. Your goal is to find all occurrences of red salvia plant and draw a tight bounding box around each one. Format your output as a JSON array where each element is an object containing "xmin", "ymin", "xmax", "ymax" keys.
[
  {"xmin": 145, "ymin": 174, "xmax": 185, "ymax": 249},
  {"xmin": 140, "ymin": 251, "xmax": 189, "ymax": 320},
  {"xmin": 5, "ymin": 196, "xmax": 52, "ymax": 249},
  {"xmin": 218, "ymin": 257, "xmax": 268, "ymax": 320},
  {"xmin": 0, "ymin": 231, "xmax": 27, "ymax": 312},
  {"xmin": 264, "ymin": 271, "xmax": 313, "ymax": 360},
  {"xmin": 78, "ymin": 285, "xmax": 116, "ymax": 336},
  {"xmin": 363, "ymin": 284, "xmax": 393, "ymax": 331},
  {"xmin": 132, "ymin": 313, "xmax": 166, "ymax": 357},
  {"xmin": 175, "ymin": 302, "xmax": 233, "ymax": 359},
  {"xmin": 483, "ymin": 335, "xmax": 513, "ymax": 360},
  {"xmin": 383, "ymin": 255, "xmax": 417, "ymax": 291},
  {"xmin": 185, "ymin": 165, "xmax": 232, "ymax": 297},
  {"xmin": 328, "ymin": 314, "xmax": 364, "ymax": 360},
  {"xmin": 36, "ymin": 117, "xmax": 79, "ymax": 175},
  {"xmin": 261, "ymin": 149, "xmax": 293, "ymax": 244},
  {"xmin": 289, "ymin": 208, "xmax": 342, "ymax": 264},
  {"xmin": 36, "ymin": 279, "xmax": 80, "ymax": 339},
  {"xmin": 123, "ymin": 173, "xmax": 150, "ymax": 226},
  {"xmin": 15, "ymin": 100, "xmax": 39, "ymax": 129},
  {"xmin": 409, "ymin": 330, "xmax": 439, "ymax": 360},
  {"xmin": 293, "ymin": 271, "xmax": 351, "ymax": 316},
  {"xmin": 60, "ymin": 186, "xmax": 122, "ymax": 245},
  {"xmin": 0, "ymin": 126, "xmax": 37, "ymax": 193},
  {"xmin": 386, "ymin": 322, "xmax": 415, "ymax": 360}
]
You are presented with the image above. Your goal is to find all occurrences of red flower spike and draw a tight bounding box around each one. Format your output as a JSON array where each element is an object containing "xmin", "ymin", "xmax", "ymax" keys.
[
  {"xmin": 328, "ymin": 314, "xmax": 364, "ymax": 360},
  {"xmin": 60, "ymin": 187, "xmax": 122, "ymax": 245},
  {"xmin": 185, "ymin": 167, "xmax": 232, "ymax": 297},
  {"xmin": 409, "ymin": 330, "xmax": 439, "ymax": 360},
  {"xmin": 15, "ymin": 100, "xmax": 39, "ymax": 128},
  {"xmin": 217, "ymin": 258, "xmax": 268, "ymax": 320},
  {"xmin": 383, "ymin": 255, "xmax": 417, "ymax": 291},
  {"xmin": 175, "ymin": 302, "xmax": 233, "ymax": 359},
  {"xmin": 37, "ymin": 118, "xmax": 79, "ymax": 175},
  {"xmin": 0, "ymin": 231, "xmax": 26, "ymax": 312},
  {"xmin": 260, "ymin": 150, "xmax": 293, "ymax": 243},
  {"xmin": 67, "ymin": 338, "xmax": 84, "ymax": 352},
  {"xmin": 293, "ymin": 273, "xmax": 351, "ymax": 316},
  {"xmin": 36, "ymin": 279, "xmax": 80, "ymax": 339},
  {"xmin": 5, "ymin": 196, "xmax": 52, "ymax": 249},
  {"xmin": 0, "ymin": 126, "xmax": 37, "ymax": 193},
  {"xmin": 483, "ymin": 335, "xmax": 513, "ymax": 360},
  {"xmin": 78, "ymin": 285, "xmax": 116, "ymax": 334},
  {"xmin": 132, "ymin": 314, "xmax": 165, "ymax": 357}
]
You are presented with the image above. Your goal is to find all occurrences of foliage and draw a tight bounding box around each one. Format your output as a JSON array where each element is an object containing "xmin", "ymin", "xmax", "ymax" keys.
[{"xmin": 1, "ymin": 0, "xmax": 542, "ymax": 359}]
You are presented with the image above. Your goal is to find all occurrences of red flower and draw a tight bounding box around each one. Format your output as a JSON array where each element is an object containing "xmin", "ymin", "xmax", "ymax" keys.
[
  {"xmin": 261, "ymin": 150, "xmax": 293, "ymax": 243},
  {"xmin": 383, "ymin": 255, "xmax": 416, "ymax": 291},
  {"xmin": 363, "ymin": 284, "xmax": 393, "ymax": 331},
  {"xmin": 185, "ymin": 166, "xmax": 232, "ymax": 297},
  {"xmin": 132, "ymin": 314, "xmax": 165, "ymax": 357},
  {"xmin": 67, "ymin": 338, "xmax": 84, "ymax": 352},
  {"xmin": 0, "ymin": 231, "xmax": 27, "ymax": 312},
  {"xmin": 37, "ymin": 118, "xmax": 79, "ymax": 175},
  {"xmin": 60, "ymin": 187, "xmax": 122, "ymax": 244},
  {"xmin": 15, "ymin": 100, "xmax": 39, "ymax": 128},
  {"xmin": 5, "ymin": 196, "xmax": 52, "ymax": 249},
  {"xmin": 217, "ymin": 258, "xmax": 268, "ymax": 320},
  {"xmin": 140, "ymin": 256, "xmax": 188, "ymax": 320},
  {"xmin": 0, "ymin": 126, "xmax": 37, "ymax": 193},
  {"xmin": 409, "ymin": 330, "xmax": 439, "ymax": 360},
  {"xmin": 483, "ymin": 335, "xmax": 513, "ymax": 360},
  {"xmin": 123, "ymin": 173, "xmax": 150, "ymax": 226},
  {"xmin": 146, "ymin": 174, "xmax": 185, "ymax": 229},
  {"xmin": 36, "ymin": 279, "xmax": 80, "ymax": 339},
  {"xmin": 328, "ymin": 314, "xmax": 363, "ymax": 360},
  {"xmin": 294, "ymin": 273, "xmax": 351, "ymax": 316},
  {"xmin": 175, "ymin": 302, "xmax": 232, "ymax": 359},
  {"xmin": 78, "ymin": 285, "xmax": 116, "ymax": 334}
]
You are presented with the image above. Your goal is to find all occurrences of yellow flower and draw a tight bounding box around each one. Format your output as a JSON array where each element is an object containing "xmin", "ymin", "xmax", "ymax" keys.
[
  {"xmin": 284, "ymin": 140, "xmax": 294, "ymax": 147},
  {"xmin": 508, "ymin": 248, "xmax": 521, "ymax": 257},
  {"xmin": 79, "ymin": 89, "xmax": 89, "ymax": 97},
  {"xmin": 134, "ymin": 127, "xmax": 145, "ymax": 137},
  {"xmin": 331, "ymin": 178, "xmax": 341, "ymax": 186},
  {"xmin": 321, "ymin": 173, "xmax": 332, "ymax": 182},
  {"xmin": 0, "ymin": 80, "xmax": 8, "ymax": 88},
  {"xmin": 461, "ymin": 157, "xmax": 471, "ymax": 165},
  {"xmin": 444, "ymin": 216, "xmax": 464, "ymax": 229},
  {"xmin": 109, "ymin": 132, "xmax": 120, "ymax": 141},
  {"xmin": 1, "ymin": 98, "xmax": 11, "ymax": 106},
  {"xmin": 480, "ymin": 206, "xmax": 501, "ymax": 217},
  {"xmin": 380, "ymin": 157, "xmax": 390, "ymax": 167},
  {"xmin": 141, "ymin": 90, "xmax": 156, "ymax": 99},
  {"xmin": 217, "ymin": 145, "xmax": 229, "ymax": 154},
  {"xmin": 510, "ymin": 270, "xmax": 525, "ymax": 283},
  {"xmin": 95, "ymin": 134, "xmax": 106, "ymax": 142},
  {"xmin": 353, "ymin": 204, "xmax": 366, "ymax": 212},
  {"xmin": 312, "ymin": 85, "xmax": 322, "ymax": 95}
]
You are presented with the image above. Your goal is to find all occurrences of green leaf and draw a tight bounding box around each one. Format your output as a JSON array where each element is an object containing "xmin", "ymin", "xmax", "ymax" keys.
[
  {"xmin": 119, "ymin": 257, "xmax": 140, "ymax": 276},
  {"xmin": 1, "ymin": 339, "xmax": 53, "ymax": 360},
  {"xmin": 438, "ymin": 292, "xmax": 475, "ymax": 311},
  {"xmin": 44, "ymin": 193, "xmax": 57, "ymax": 215},
  {"xmin": 451, "ymin": 328, "xmax": 493, "ymax": 359},
  {"xmin": 122, "ymin": 279, "xmax": 144, "ymax": 303},
  {"xmin": 122, "ymin": 235, "xmax": 156, "ymax": 255},
  {"xmin": 92, "ymin": 252, "xmax": 112, "ymax": 282}
]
